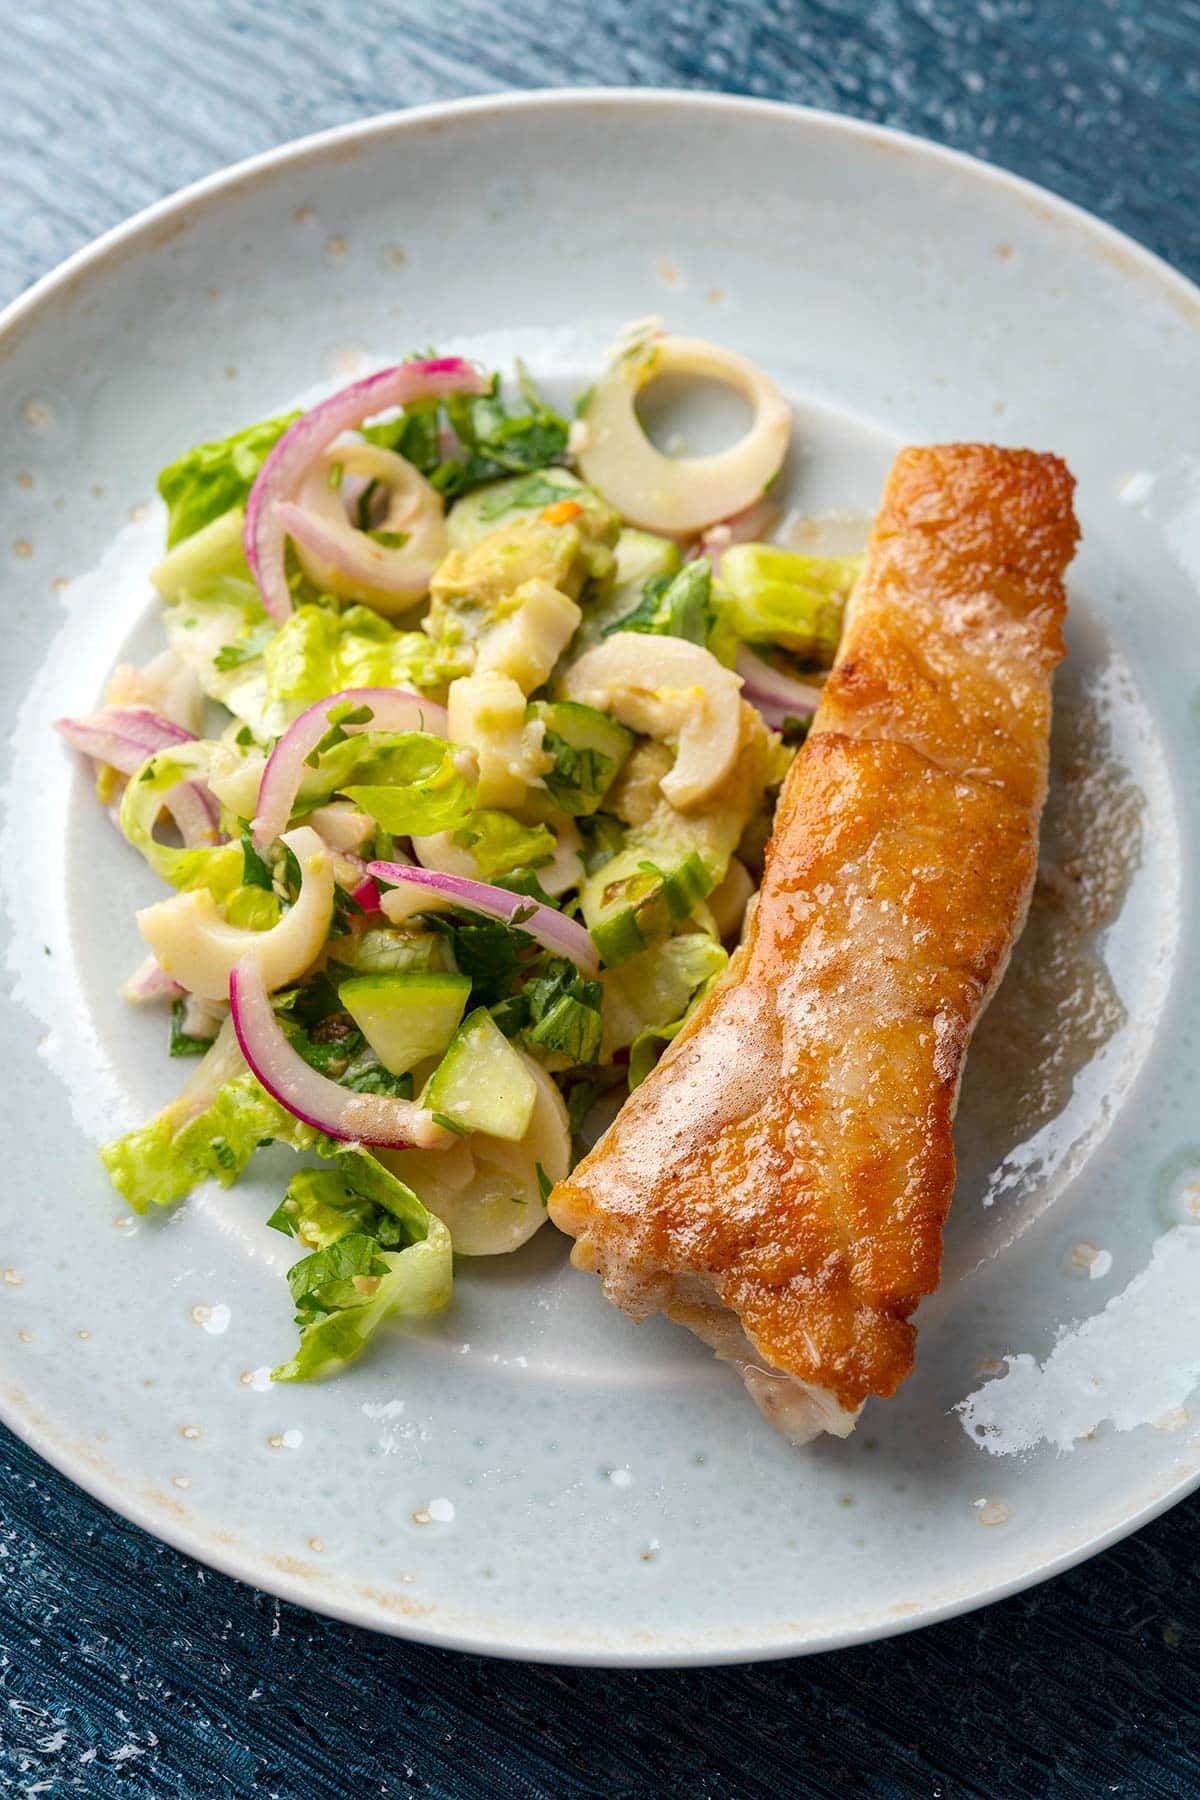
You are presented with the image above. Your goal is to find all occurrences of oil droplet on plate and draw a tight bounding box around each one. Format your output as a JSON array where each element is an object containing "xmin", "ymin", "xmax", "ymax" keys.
[
  {"xmin": 3, "ymin": 1267, "xmax": 23, "ymax": 1286},
  {"xmin": 1152, "ymin": 1405, "xmax": 1189, "ymax": 1432},
  {"xmin": 191, "ymin": 1302, "xmax": 231, "ymax": 1335},
  {"xmin": 12, "ymin": 539, "xmax": 33, "ymax": 559},
  {"xmin": 324, "ymin": 234, "xmax": 348, "ymax": 264},
  {"xmin": 181, "ymin": 1424, "xmax": 202, "ymax": 1441},
  {"xmin": 973, "ymin": 1497, "xmax": 1013, "ymax": 1526},
  {"xmin": 21, "ymin": 397, "xmax": 55, "ymax": 433},
  {"xmin": 608, "ymin": 1467, "xmax": 633, "ymax": 1489}
]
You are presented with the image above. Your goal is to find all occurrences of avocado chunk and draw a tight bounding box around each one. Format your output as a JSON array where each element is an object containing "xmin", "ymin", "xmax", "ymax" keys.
[{"xmin": 447, "ymin": 469, "xmax": 618, "ymax": 553}]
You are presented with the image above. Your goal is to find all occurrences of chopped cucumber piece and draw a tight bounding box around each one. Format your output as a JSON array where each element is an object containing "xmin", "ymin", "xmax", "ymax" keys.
[
  {"xmin": 339, "ymin": 971, "xmax": 470, "ymax": 1078},
  {"xmin": 423, "ymin": 1008, "xmax": 538, "ymax": 1142},
  {"xmin": 343, "ymin": 927, "xmax": 451, "ymax": 976},
  {"xmin": 585, "ymin": 849, "xmax": 716, "ymax": 966},
  {"xmin": 528, "ymin": 699, "xmax": 633, "ymax": 816}
]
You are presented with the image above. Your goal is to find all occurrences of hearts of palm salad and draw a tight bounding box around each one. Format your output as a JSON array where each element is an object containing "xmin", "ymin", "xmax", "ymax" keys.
[{"xmin": 56, "ymin": 323, "xmax": 860, "ymax": 1383}]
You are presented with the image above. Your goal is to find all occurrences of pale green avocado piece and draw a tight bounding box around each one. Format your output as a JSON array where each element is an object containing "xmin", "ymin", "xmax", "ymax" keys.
[
  {"xmin": 423, "ymin": 1007, "xmax": 538, "ymax": 1142},
  {"xmin": 446, "ymin": 469, "xmax": 618, "ymax": 553},
  {"xmin": 574, "ymin": 527, "xmax": 683, "ymax": 649},
  {"xmin": 339, "ymin": 971, "xmax": 471, "ymax": 1077}
]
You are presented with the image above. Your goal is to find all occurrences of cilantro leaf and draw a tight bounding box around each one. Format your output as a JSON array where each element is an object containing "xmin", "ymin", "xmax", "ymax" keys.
[{"xmin": 604, "ymin": 558, "xmax": 714, "ymax": 647}]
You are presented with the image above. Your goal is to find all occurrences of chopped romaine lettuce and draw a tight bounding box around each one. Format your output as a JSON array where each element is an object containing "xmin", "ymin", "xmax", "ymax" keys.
[
  {"xmin": 268, "ymin": 1154, "xmax": 451, "ymax": 1381},
  {"xmin": 716, "ymin": 545, "xmax": 860, "ymax": 665},
  {"xmin": 451, "ymin": 809, "xmax": 555, "ymax": 880},
  {"xmin": 101, "ymin": 1067, "xmax": 314, "ymax": 1213},
  {"xmin": 157, "ymin": 413, "xmax": 298, "ymax": 547},
  {"xmin": 119, "ymin": 750, "xmax": 245, "ymax": 894},
  {"xmin": 601, "ymin": 932, "xmax": 728, "ymax": 1082},
  {"xmin": 604, "ymin": 557, "xmax": 714, "ymax": 647},
  {"xmin": 262, "ymin": 603, "xmax": 468, "ymax": 715},
  {"xmin": 340, "ymin": 734, "xmax": 475, "ymax": 838}
]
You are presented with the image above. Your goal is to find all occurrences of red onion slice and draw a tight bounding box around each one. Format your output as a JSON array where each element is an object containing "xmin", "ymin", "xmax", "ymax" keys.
[
  {"xmin": 349, "ymin": 874, "xmax": 384, "ymax": 916},
  {"xmin": 244, "ymin": 358, "xmax": 489, "ymax": 621},
  {"xmin": 368, "ymin": 862, "xmax": 600, "ymax": 977},
  {"xmin": 692, "ymin": 498, "xmax": 782, "ymax": 573},
  {"xmin": 121, "ymin": 953, "xmax": 185, "ymax": 1003},
  {"xmin": 734, "ymin": 646, "xmax": 823, "ymax": 729},
  {"xmin": 55, "ymin": 706, "xmax": 194, "ymax": 773},
  {"xmin": 229, "ymin": 954, "xmax": 450, "ymax": 1149},
  {"xmin": 280, "ymin": 439, "xmax": 450, "ymax": 616},
  {"xmin": 56, "ymin": 708, "xmax": 220, "ymax": 845},
  {"xmin": 252, "ymin": 685, "xmax": 448, "ymax": 852}
]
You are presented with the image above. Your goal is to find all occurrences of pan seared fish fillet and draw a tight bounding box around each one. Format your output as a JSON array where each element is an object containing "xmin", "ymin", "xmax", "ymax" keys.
[{"xmin": 549, "ymin": 445, "xmax": 1079, "ymax": 1442}]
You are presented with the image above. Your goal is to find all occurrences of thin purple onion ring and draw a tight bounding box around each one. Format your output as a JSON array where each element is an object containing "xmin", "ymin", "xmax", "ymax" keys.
[
  {"xmin": 690, "ymin": 498, "xmax": 781, "ymax": 573},
  {"xmin": 368, "ymin": 862, "xmax": 600, "ymax": 978},
  {"xmin": 734, "ymin": 646, "xmax": 823, "ymax": 731},
  {"xmin": 121, "ymin": 953, "xmax": 185, "ymax": 1003},
  {"xmin": 229, "ymin": 954, "xmax": 450, "ymax": 1149},
  {"xmin": 55, "ymin": 706, "xmax": 193, "ymax": 772},
  {"xmin": 244, "ymin": 358, "xmax": 489, "ymax": 620},
  {"xmin": 56, "ymin": 707, "xmax": 220, "ymax": 844},
  {"xmin": 252, "ymin": 686, "xmax": 448, "ymax": 852}
]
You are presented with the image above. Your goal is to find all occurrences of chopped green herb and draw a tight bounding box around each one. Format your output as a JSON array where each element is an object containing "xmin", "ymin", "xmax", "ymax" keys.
[{"xmin": 240, "ymin": 832, "xmax": 275, "ymax": 892}]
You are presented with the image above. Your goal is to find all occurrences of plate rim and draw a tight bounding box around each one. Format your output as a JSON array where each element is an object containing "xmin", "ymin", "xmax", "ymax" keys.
[{"xmin": 2, "ymin": 85, "xmax": 1198, "ymax": 1668}]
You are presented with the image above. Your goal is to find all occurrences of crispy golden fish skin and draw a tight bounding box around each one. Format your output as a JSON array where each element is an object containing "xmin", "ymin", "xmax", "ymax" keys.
[{"xmin": 550, "ymin": 445, "xmax": 1079, "ymax": 1429}]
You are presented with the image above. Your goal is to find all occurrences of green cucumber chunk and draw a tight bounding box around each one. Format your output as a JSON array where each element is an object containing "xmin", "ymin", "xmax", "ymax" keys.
[
  {"xmin": 339, "ymin": 971, "xmax": 471, "ymax": 1077},
  {"xmin": 528, "ymin": 699, "xmax": 634, "ymax": 816},
  {"xmin": 584, "ymin": 848, "xmax": 716, "ymax": 966},
  {"xmin": 423, "ymin": 1008, "xmax": 538, "ymax": 1142}
]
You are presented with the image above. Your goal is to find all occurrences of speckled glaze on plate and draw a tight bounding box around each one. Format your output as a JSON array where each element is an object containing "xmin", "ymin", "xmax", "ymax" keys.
[{"xmin": 1, "ymin": 91, "xmax": 1199, "ymax": 1668}]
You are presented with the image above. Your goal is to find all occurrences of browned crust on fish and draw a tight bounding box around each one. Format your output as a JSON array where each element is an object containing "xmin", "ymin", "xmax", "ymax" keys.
[{"xmin": 550, "ymin": 445, "xmax": 1078, "ymax": 1413}]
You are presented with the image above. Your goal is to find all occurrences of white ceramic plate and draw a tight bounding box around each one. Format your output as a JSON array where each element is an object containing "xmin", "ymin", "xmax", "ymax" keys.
[{"xmin": 2, "ymin": 91, "xmax": 1199, "ymax": 1668}]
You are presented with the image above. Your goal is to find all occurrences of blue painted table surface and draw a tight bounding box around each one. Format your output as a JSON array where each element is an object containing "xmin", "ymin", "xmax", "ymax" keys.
[{"xmin": 3, "ymin": 3, "xmax": 1199, "ymax": 1794}]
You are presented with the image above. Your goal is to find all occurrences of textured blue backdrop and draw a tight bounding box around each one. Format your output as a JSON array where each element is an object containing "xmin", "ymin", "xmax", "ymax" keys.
[{"xmin": 3, "ymin": 3, "xmax": 1199, "ymax": 1795}]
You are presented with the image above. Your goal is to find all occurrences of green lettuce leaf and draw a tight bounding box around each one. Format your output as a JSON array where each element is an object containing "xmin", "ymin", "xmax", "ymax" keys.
[
  {"xmin": 268, "ymin": 1155, "xmax": 452, "ymax": 1382},
  {"xmin": 158, "ymin": 413, "xmax": 298, "ymax": 547},
  {"xmin": 340, "ymin": 734, "xmax": 475, "ymax": 838},
  {"xmin": 716, "ymin": 545, "xmax": 860, "ymax": 665},
  {"xmin": 118, "ymin": 748, "xmax": 246, "ymax": 895},
  {"xmin": 100, "ymin": 1026, "xmax": 316, "ymax": 1213},
  {"xmin": 451, "ymin": 810, "xmax": 555, "ymax": 879},
  {"xmin": 604, "ymin": 557, "xmax": 714, "ymax": 647},
  {"xmin": 600, "ymin": 933, "xmax": 728, "ymax": 1081},
  {"xmin": 263, "ymin": 603, "xmax": 469, "ymax": 716}
]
